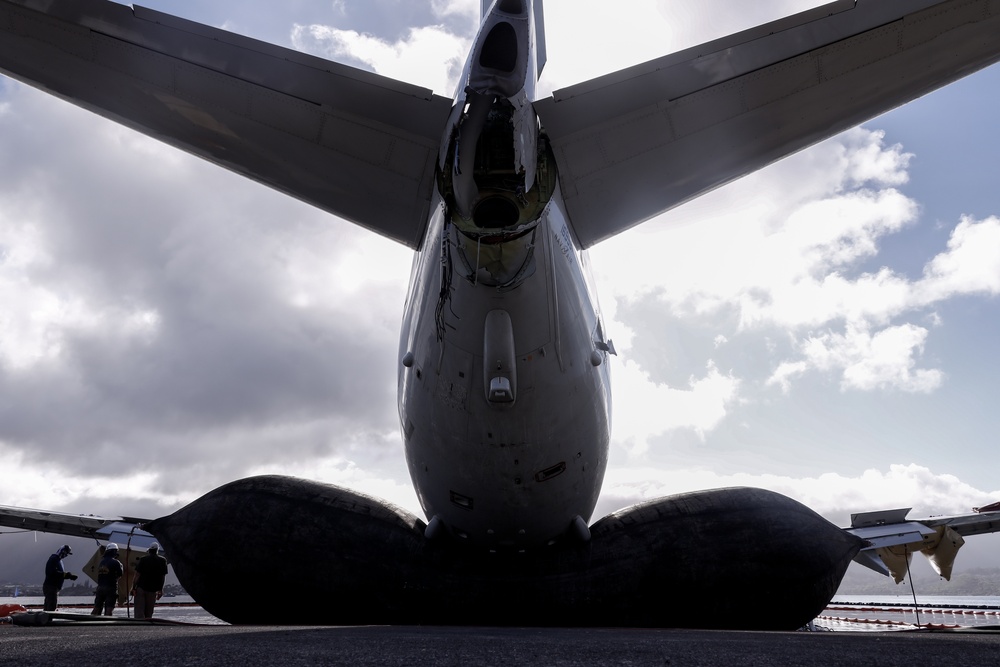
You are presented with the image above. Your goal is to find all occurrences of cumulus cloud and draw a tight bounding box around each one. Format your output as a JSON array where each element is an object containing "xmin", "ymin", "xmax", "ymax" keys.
[
  {"xmin": 431, "ymin": 0, "xmax": 478, "ymax": 20},
  {"xmin": 1, "ymin": 448, "xmax": 172, "ymax": 510},
  {"xmin": 594, "ymin": 122, "xmax": 999, "ymax": 419},
  {"xmin": 248, "ymin": 456, "xmax": 421, "ymax": 514},
  {"xmin": 758, "ymin": 212, "xmax": 1000, "ymax": 393},
  {"xmin": 0, "ymin": 82, "xmax": 412, "ymax": 505},
  {"xmin": 540, "ymin": 0, "xmax": 827, "ymax": 93},
  {"xmin": 611, "ymin": 359, "xmax": 740, "ymax": 456},
  {"xmin": 0, "ymin": 197, "xmax": 161, "ymax": 371},
  {"xmin": 596, "ymin": 463, "xmax": 1000, "ymax": 526},
  {"xmin": 917, "ymin": 216, "xmax": 1000, "ymax": 302},
  {"xmin": 769, "ymin": 323, "xmax": 943, "ymax": 393},
  {"xmin": 585, "ymin": 108, "xmax": 1000, "ymax": 490},
  {"xmin": 291, "ymin": 23, "xmax": 470, "ymax": 95}
]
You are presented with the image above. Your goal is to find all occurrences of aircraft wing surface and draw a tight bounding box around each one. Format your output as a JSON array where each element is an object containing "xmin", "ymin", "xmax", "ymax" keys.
[
  {"xmin": 844, "ymin": 505, "xmax": 1000, "ymax": 581},
  {"xmin": 0, "ymin": 504, "xmax": 156, "ymax": 548},
  {"xmin": 0, "ymin": 0, "xmax": 453, "ymax": 248},
  {"xmin": 535, "ymin": 0, "xmax": 1000, "ymax": 248}
]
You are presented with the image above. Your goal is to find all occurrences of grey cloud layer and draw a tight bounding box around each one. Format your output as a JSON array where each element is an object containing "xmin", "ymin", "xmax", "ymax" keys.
[{"xmin": 0, "ymin": 87, "xmax": 405, "ymax": 499}]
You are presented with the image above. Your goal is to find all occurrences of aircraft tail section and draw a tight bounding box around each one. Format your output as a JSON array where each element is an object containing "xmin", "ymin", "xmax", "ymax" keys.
[
  {"xmin": 534, "ymin": 0, "xmax": 547, "ymax": 75},
  {"xmin": 480, "ymin": 0, "xmax": 546, "ymax": 75},
  {"xmin": 0, "ymin": 0, "xmax": 452, "ymax": 249}
]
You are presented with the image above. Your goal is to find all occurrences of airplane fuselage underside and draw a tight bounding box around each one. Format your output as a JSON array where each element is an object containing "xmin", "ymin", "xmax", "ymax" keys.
[
  {"xmin": 398, "ymin": 185, "xmax": 612, "ymax": 550},
  {"xmin": 394, "ymin": 0, "xmax": 612, "ymax": 550}
]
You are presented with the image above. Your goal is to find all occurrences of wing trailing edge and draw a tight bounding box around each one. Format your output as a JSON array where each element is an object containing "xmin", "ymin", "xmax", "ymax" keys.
[
  {"xmin": 845, "ymin": 506, "xmax": 1000, "ymax": 582},
  {"xmin": 0, "ymin": 504, "xmax": 156, "ymax": 549}
]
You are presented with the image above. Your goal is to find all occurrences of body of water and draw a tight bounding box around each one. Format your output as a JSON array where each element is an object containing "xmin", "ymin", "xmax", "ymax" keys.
[
  {"xmin": 819, "ymin": 595, "xmax": 1000, "ymax": 631},
  {"xmin": 0, "ymin": 595, "xmax": 226, "ymax": 625},
  {"xmin": 5, "ymin": 594, "xmax": 999, "ymax": 630}
]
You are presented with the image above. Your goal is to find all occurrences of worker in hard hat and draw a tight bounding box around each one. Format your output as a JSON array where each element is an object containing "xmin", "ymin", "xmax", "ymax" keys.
[{"xmin": 91, "ymin": 543, "xmax": 124, "ymax": 616}]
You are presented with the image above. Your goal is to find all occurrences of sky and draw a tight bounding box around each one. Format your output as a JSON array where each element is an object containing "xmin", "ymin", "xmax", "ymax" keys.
[{"xmin": 2, "ymin": 1, "xmax": 999, "ymax": 586}]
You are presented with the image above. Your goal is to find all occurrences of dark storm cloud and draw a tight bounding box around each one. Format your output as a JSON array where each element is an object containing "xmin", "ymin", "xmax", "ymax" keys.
[
  {"xmin": 0, "ymin": 84, "xmax": 406, "ymax": 496},
  {"xmin": 0, "ymin": 1, "xmax": 446, "ymax": 580},
  {"xmin": 1, "ymin": 532, "xmax": 87, "ymax": 586}
]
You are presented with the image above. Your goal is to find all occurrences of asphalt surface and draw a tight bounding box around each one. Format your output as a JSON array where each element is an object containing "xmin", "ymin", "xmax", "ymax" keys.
[{"xmin": 2, "ymin": 623, "xmax": 1000, "ymax": 666}]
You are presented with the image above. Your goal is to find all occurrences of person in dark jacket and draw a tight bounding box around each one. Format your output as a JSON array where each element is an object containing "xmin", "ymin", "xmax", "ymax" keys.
[
  {"xmin": 131, "ymin": 542, "xmax": 169, "ymax": 619},
  {"xmin": 42, "ymin": 544, "xmax": 78, "ymax": 611},
  {"xmin": 91, "ymin": 543, "xmax": 124, "ymax": 616}
]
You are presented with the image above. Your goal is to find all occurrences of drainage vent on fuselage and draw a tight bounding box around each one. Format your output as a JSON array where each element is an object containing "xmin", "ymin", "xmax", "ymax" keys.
[
  {"xmin": 534, "ymin": 462, "xmax": 566, "ymax": 483},
  {"xmin": 450, "ymin": 490, "xmax": 474, "ymax": 510}
]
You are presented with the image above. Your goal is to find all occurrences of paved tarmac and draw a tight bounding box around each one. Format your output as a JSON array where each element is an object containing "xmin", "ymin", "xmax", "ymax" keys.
[{"xmin": 2, "ymin": 622, "xmax": 1000, "ymax": 667}]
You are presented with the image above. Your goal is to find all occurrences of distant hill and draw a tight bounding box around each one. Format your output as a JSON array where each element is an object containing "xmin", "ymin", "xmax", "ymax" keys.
[{"xmin": 837, "ymin": 564, "xmax": 1000, "ymax": 597}]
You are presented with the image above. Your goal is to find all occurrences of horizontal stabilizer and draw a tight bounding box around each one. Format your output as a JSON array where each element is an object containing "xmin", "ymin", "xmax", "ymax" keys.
[
  {"xmin": 0, "ymin": 0, "xmax": 453, "ymax": 247},
  {"xmin": 536, "ymin": 0, "xmax": 1000, "ymax": 247}
]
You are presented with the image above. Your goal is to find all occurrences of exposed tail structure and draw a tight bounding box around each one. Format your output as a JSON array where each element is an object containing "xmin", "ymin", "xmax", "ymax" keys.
[
  {"xmin": 481, "ymin": 0, "xmax": 546, "ymax": 75},
  {"xmin": 533, "ymin": 0, "xmax": 547, "ymax": 75}
]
